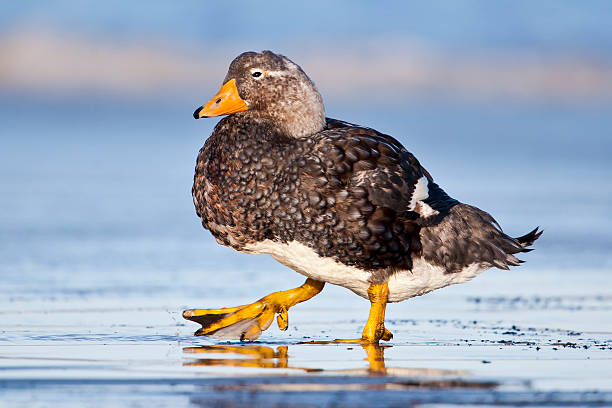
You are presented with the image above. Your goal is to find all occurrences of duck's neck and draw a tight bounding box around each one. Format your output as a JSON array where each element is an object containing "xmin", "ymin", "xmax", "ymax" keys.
[
  {"xmin": 274, "ymin": 94, "xmax": 326, "ymax": 139},
  {"xmin": 248, "ymin": 88, "xmax": 326, "ymax": 139}
]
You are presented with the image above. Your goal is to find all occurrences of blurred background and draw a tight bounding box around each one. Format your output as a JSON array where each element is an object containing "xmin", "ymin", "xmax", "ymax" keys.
[{"xmin": 1, "ymin": 1, "xmax": 611, "ymax": 305}]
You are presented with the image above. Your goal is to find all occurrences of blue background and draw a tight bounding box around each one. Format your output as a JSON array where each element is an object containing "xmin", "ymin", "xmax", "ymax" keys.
[{"xmin": 2, "ymin": 0, "xmax": 611, "ymax": 292}]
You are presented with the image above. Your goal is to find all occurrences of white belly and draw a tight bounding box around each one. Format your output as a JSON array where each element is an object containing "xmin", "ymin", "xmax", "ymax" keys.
[{"xmin": 243, "ymin": 240, "xmax": 488, "ymax": 302}]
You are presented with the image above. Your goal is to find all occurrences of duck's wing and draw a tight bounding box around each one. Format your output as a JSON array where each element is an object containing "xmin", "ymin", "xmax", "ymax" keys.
[
  {"xmin": 320, "ymin": 119, "xmax": 542, "ymax": 274},
  {"xmin": 322, "ymin": 118, "xmax": 451, "ymax": 215},
  {"xmin": 297, "ymin": 119, "xmax": 451, "ymax": 271}
]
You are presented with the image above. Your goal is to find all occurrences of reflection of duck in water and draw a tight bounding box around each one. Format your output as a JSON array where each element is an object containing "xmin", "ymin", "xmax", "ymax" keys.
[
  {"xmin": 183, "ymin": 343, "xmax": 487, "ymax": 379},
  {"xmin": 183, "ymin": 344, "xmax": 315, "ymax": 372},
  {"xmin": 184, "ymin": 51, "xmax": 541, "ymax": 343},
  {"xmin": 183, "ymin": 343, "xmax": 385, "ymax": 374}
]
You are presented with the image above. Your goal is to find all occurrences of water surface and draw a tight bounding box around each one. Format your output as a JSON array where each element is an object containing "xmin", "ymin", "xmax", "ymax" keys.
[{"xmin": 1, "ymin": 94, "xmax": 611, "ymax": 406}]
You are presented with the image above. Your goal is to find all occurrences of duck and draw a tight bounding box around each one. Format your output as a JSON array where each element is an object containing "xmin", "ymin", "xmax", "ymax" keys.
[{"xmin": 183, "ymin": 50, "xmax": 541, "ymax": 343}]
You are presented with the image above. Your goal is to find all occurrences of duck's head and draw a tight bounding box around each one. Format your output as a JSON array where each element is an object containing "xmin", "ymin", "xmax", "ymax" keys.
[{"xmin": 194, "ymin": 51, "xmax": 325, "ymax": 138}]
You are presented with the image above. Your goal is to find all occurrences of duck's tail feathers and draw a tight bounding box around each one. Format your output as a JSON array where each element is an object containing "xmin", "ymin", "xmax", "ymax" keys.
[
  {"xmin": 514, "ymin": 227, "xmax": 543, "ymax": 252},
  {"xmin": 492, "ymin": 227, "xmax": 542, "ymax": 270}
]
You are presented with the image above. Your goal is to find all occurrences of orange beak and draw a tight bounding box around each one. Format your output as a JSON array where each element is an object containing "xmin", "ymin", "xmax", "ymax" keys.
[{"xmin": 193, "ymin": 79, "xmax": 248, "ymax": 119}]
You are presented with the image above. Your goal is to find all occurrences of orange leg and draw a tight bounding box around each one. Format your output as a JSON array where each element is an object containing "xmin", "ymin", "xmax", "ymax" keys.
[
  {"xmin": 306, "ymin": 282, "xmax": 392, "ymax": 344},
  {"xmin": 183, "ymin": 278, "xmax": 325, "ymax": 341}
]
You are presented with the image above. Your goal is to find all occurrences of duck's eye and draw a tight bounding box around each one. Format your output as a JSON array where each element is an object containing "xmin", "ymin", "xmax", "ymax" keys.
[{"xmin": 251, "ymin": 70, "xmax": 263, "ymax": 78}]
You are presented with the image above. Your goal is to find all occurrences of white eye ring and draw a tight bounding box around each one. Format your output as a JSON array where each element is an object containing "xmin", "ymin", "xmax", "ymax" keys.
[{"xmin": 250, "ymin": 69, "xmax": 264, "ymax": 79}]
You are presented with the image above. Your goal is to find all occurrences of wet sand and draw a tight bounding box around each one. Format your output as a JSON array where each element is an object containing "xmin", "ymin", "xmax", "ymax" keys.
[{"xmin": 2, "ymin": 266, "xmax": 611, "ymax": 407}]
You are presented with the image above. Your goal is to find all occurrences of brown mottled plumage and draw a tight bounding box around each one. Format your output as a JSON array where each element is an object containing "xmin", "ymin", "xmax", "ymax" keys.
[{"xmin": 187, "ymin": 51, "xmax": 540, "ymax": 340}]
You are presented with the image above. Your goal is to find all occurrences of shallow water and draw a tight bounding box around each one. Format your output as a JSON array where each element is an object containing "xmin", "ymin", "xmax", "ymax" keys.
[
  {"xmin": 1, "ymin": 96, "xmax": 611, "ymax": 406},
  {"xmin": 3, "ymin": 267, "xmax": 612, "ymax": 406}
]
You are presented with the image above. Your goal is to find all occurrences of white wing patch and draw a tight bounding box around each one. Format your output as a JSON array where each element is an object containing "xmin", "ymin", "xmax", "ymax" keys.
[
  {"xmin": 408, "ymin": 176, "xmax": 429, "ymax": 211},
  {"xmin": 414, "ymin": 201, "xmax": 439, "ymax": 218}
]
